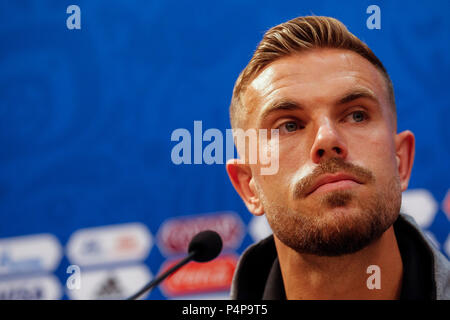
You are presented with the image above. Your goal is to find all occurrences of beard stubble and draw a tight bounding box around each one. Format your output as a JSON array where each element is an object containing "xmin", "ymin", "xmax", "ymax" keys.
[{"xmin": 259, "ymin": 158, "xmax": 402, "ymax": 256}]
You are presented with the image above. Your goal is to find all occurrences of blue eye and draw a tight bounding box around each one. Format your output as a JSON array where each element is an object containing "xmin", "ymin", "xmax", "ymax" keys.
[
  {"xmin": 284, "ymin": 122, "xmax": 298, "ymax": 132},
  {"xmin": 351, "ymin": 111, "xmax": 367, "ymax": 122}
]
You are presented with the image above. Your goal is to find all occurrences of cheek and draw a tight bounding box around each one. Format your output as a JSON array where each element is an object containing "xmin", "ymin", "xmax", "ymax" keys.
[
  {"xmin": 277, "ymin": 141, "xmax": 311, "ymax": 179},
  {"xmin": 255, "ymin": 143, "xmax": 309, "ymax": 202},
  {"xmin": 349, "ymin": 129, "xmax": 398, "ymax": 182}
]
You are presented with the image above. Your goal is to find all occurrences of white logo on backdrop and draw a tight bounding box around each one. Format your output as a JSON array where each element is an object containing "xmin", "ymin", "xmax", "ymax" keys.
[
  {"xmin": 66, "ymin": 223, "xmax": 152, "ymax": 267},
  {"xmin": 0, "ymin": 274, "xmax": 62, "ymax": 300},
  {"xmin": 401, "ymin": 189, "xmax": 438, "ymax": 229},
  {"xmin": 66, "ymin": 264, "xmax": 152, "ymax": 300},
  {"xmin": 0, "ymin": 233, "xmax": 62, "ymax": 276}
]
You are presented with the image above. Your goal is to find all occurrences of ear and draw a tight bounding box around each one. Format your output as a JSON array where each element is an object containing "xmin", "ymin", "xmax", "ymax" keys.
[
  {"xmin": 226, "ymin": 159, "xmax": 265, "ymax": 216},
  {"xmin": 395, "ymin": 130, "xmax": 415, "ymax": 191}
]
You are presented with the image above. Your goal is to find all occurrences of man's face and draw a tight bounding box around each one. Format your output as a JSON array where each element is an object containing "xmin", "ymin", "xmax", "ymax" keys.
[{"xmin": 241, "ymin": 48, "xmax": 407, "ymax": 256}]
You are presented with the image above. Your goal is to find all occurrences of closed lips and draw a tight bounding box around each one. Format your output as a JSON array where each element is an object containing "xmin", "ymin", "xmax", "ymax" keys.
[{"xmin": 306, "ymin": 173, "xmax": 362, "ymax": 195}]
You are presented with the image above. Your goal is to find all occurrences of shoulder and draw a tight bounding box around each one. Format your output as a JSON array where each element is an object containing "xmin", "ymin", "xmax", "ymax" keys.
[
  {"xmin": 230, "ymin": 235, "xmax": 277, "ymax": 299},
  {"xmin": 398, "ymin": 213, "xmax": 450, "ymax": 300}
]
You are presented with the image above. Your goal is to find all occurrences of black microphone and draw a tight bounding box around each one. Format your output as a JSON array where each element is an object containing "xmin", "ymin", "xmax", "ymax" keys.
[{"xmin": 127, "ymin": 230, "xmax": 223, "ymax": 300}]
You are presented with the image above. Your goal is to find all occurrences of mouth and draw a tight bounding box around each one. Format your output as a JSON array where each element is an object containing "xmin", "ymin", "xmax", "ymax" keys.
[{"xmin": 306, "ymin": 173, "xmax": 363, "ymax": 196}]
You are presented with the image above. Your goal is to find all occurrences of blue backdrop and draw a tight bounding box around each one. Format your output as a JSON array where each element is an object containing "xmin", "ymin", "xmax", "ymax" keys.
[{"xmin": 0, "ymin": 0, "xmax": 449, "ymax": 300}]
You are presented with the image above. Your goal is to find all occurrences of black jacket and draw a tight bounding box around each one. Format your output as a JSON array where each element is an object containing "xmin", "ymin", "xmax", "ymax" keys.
[{"xmin": 230, "ymin": 214, "xmax": 450, "ymax": 300}]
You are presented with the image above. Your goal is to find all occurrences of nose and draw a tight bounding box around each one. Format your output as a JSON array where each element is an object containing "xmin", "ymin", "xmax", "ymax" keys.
[{"xmin": 310, "ymin": 119, "xmax": 348, "ymax": 163}]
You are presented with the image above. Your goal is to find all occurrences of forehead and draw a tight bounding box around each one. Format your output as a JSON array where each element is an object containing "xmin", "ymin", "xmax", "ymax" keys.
[{"xmin": 242, "ymin": 48, "xmax": 390, "ymax": 126}]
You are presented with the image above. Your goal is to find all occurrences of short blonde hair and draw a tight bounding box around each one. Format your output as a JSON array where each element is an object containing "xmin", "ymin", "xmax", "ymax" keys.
[{"xmin": 230, "ymin": 16, "xmax": 395, "ymax": 129}]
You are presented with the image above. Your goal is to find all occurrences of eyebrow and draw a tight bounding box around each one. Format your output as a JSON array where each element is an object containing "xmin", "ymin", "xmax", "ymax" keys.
[
  {"xmin": 337, "ymin": 87, "xmax": 379, "ymax": 105},
  {"xmin": 258, "ymin": 99, "xmax": 304, "ymax": 126},
  {"xmin": 257, "ymin": 87, "xmax": 379, "ymax": 126}
]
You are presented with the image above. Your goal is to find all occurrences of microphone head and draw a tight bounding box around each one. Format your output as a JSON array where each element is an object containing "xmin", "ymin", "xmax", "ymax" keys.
[{"xmin": 188, "ymin": 230, "xmax": 223, "ymax": 262}]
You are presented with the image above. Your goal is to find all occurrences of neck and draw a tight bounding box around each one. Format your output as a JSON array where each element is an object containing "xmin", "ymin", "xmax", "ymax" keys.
[{"xmin": 274, "ymin": 226, "xmax": 403, "ymax": 300}]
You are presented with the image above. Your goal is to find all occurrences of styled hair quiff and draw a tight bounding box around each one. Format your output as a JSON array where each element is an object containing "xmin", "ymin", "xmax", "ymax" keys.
[{"xmin": 230, "ymin": 16, "xmax": 395, "ymax": 130}]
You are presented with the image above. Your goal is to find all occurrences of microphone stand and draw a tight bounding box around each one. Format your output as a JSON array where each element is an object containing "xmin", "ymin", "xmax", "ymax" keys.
[{"xmin": 127, "ymin": 251, "xmax": 196, "ymax": 300}]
